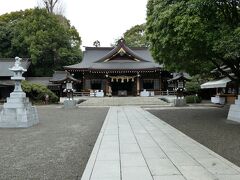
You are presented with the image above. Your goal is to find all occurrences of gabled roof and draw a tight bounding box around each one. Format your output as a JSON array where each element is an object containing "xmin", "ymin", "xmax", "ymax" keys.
[
  {"xmin": 64, "ymin": 39, "xmax": 162, "ymax": 71},
  {"xmin": 96, "ymin": 39, "xmax": 148, "ymax": 62},
  {"xmin": 0, "ymin": 58, "xmax": 30, "ymax": 77},
  {"xmin": 49, "ymin": 71, "xmax": 81, "ymax": 83},
  {"xmin": 168, "ymin": 73, "xmax": 191, "ymax": 82}
]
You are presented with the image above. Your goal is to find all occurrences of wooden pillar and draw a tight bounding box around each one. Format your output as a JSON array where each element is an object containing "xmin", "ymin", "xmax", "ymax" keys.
[
  {"xmin": 105, "ymin": 79, "xmax": 109, "ymax": 95},
  {"xmin": 85, "ymin": 79, "xmax": 91, "ymax": 90},
  {"xmin": 159, "ymin": 72, "xmax": 162, "ymax": 94},
  {"xmin": 137, "ymin": 77, "xmax": 140, "ymax": 96}
]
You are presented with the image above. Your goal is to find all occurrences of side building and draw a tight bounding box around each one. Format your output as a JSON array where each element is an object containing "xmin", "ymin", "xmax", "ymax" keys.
[{"xmin": 64, "ymin": 39, "xmax": 171, "ymax": 96}]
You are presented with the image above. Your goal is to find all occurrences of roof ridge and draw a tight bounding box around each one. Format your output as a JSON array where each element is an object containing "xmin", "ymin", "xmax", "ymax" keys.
[{"xmin": 94, "ymin": 39, "xmax": 148, "ymax": 63}]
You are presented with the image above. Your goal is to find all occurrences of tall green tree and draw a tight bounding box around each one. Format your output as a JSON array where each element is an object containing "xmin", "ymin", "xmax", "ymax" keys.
[
  {"xmin": 0, "ymin": 8, "xmax": 82, "ymax": 76},
  {"xmin": 123, "ymin": 24, "xmax": 148, "ymax": 47},
  {"xmin": 146, "ymin": 0, "xmax": 240, "ymax": 94},
  {"xmin": 111, "ymin": 24, "xmax": 148, "ymax": 47}
]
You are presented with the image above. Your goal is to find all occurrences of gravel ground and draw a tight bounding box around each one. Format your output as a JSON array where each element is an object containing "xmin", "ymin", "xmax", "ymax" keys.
[
  {"xmin": 148, "ymin": 105, "xmax": 240, "ymax": 167},
  {"xmin": 0, "ymin": 106, "xmax": 109, "ymax": 180}
]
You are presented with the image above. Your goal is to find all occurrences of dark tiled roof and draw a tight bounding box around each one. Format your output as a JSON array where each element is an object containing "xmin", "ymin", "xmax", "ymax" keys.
[
  {"xmin": 168, "ymin": 73, "xmax": 191, "ymax": 82},
  {"xmin": 90, "ymin": 62, "xmax": 161, "ymax": 70},
  {"xmin": 0, "ymin": 58, "xmax": 31, "ymax": 77},
  {"xmin": 49, "ymin": 71, "xmax": 81, "ymax": 83},
  {"xmin": 95, "ymin": 39, "xmax": 148, "ymax": 62},
  {"xmin": 0, "ymin": 80, "xmax": 14, "ymax": 86},
  {"xmin": 64, "ymin": 39, "xmax": 162, "ymax": 71}
]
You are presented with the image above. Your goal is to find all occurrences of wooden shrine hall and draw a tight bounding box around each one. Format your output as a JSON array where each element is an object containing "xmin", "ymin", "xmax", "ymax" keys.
[{"xmin": 64, "ymin": 39, "xmax": 170, "ymax": 96}]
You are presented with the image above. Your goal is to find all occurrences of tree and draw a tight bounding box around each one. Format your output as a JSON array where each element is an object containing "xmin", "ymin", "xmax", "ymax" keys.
[
  {"xmin": 0, "ymin": 8, "xmax": 82, "ymax": 76},
  {"xmin": 146, "ymin": 0, "xmax": 240, "ymax": 95},
  {"xmin": 185, "ymin": 75, "xmax": 204, "ymax": 94},
  {"xmin": 110, "ymin": 24, "xmax": 148, "ymax": 47},
  {"xmin": 123, "ymin": 24, "xmax": 149, "ymax": 47},
  {"xmin": 38, "ymin": 0, "xmax": 64, "ymax": 14}
]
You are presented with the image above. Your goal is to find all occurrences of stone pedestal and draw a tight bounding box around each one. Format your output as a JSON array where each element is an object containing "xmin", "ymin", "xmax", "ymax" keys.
[
  {"xmin": 0, "ymin": 57, "xmax": 39, "ymax": 128},
  {"xmin": 0, "ymin": 92, "xmax": 39, "ymax": 128},
  {"xmin": 227, "ymin": 95, "xmax": 240, "ymax": 123},
  {"xmin": 64, "ymin": 100, "xmax": 77, "ymax": 109},
  {"xmin": 173, "ymin": 98, "xmax": 186, "ymax": 107}
]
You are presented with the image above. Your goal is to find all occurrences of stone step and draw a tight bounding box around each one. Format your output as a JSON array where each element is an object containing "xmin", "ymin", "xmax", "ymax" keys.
[{"xmin": 78, "ymin": 97, "xmax": 169, "ymax": 106}]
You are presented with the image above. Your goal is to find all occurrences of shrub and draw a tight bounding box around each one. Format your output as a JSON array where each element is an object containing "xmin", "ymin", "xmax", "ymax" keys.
[
  {"xmin": 185, "ymin": 76, "xmax": 201, "ymax": 94},
  {"xmin": 185, "ymin": 95, "xmax": 202, "ymax": 103},
  {"xmin": 22, "ymin": 81, "xmax": 58, "ymax": 103}
]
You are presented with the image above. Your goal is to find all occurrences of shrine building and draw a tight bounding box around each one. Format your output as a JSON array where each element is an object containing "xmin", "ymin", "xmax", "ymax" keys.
[{"xmin": 64, "ymin": 39, "xmax": 170, "ymax": 96}]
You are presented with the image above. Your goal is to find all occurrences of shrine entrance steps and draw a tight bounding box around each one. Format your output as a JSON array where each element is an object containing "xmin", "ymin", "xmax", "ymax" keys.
[{"xmin": 76, "ymin": 96, "xmax": 170, "ymax": 106}]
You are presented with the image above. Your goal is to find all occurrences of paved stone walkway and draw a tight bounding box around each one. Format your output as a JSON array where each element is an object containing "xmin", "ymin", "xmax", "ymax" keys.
[{"xmin": 81, "ymin": 106, "xmax": 240, "ymax": 180}]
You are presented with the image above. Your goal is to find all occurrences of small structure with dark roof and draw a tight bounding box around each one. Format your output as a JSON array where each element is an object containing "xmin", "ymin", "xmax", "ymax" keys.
[
  {"xmin": 50, "ymin": 71, "xmax": 81, "ymax": 83},
  {"xmin": 167, "ymin": 72, "xmax": 191, "ymax": 99},
  {"xmin": 168, "ymin": 73, "xmax": 191, "ymax": 90},
  {"xmin": 49, "ymin": 71, "xmax": 81, "ymax": 97},
  {"xmin": 64, "ymin": 39, "xmax": 169, "ymax": 96}
]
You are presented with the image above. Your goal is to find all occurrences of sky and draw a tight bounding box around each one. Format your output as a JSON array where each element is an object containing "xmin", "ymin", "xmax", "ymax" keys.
[{"xmin": 0, "ymin": 0, "xmax": 148, "ymax": 48}]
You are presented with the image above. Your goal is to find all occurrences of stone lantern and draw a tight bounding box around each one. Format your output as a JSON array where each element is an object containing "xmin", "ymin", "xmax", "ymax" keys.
[
  {"xmin": 0, "ymin": 57, "xmax": 39, "ymax": 128},
  {"xmin": 64, "ymin": 80, "xmax": 74, "ymax": 100},
  {"xmin": 168, "ymin": 73, "xmax": 190, "ymax": 106},
  {"xmin": 63, "ymin": 80, "xmax": 77, "ymax": 109}
]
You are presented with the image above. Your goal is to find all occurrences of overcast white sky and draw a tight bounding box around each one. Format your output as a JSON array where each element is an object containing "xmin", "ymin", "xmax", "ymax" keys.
[{"xmin": 0, "ymin": 0, "xmax": 148, "ymax": 48}]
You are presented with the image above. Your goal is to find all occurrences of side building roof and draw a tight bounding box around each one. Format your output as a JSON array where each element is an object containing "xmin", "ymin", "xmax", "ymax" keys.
[
  {"xmin": 168, "ymin": 73, "xmax": 191, "ymax": 82},
  {"xmin": 0, "ymin": 58, "xmax": 31, "ymax": 77},
  {"xmin": 49, "ymin": 71, "xmax": 81, "ymax": 83}
]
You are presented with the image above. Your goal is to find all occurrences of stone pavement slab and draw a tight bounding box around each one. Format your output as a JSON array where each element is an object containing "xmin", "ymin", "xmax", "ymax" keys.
[
  {"xmin": 76, "ymin": 97, "xmax": 170, "ymax": 106},
  {"xmin": 81, "ymin": 106, "xmax": 240, "ymax": 180}
]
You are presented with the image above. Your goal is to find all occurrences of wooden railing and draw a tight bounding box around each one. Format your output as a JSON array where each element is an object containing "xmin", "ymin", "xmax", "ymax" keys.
[
  {"xmin": 73, "ymin": 91, "xmax": 90, "ymax": 96},
  {"xmin": 159, "ymin": 90, "xmax": 176, "ymax": 96},
  {"xmin": 73, "ymin": 90, "xmax": 176, "ymax": 96}
]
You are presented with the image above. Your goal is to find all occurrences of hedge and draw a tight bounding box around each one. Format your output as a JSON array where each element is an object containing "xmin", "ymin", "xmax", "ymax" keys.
[{"xmin": 22, "ymin": 81, "xmax": 58, "ymax": 103}]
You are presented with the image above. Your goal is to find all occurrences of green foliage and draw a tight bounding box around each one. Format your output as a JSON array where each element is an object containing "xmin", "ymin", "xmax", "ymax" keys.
[
  {"xmin": 111, "ymin": 24, "xmax": 149, "ymax": 47},
  {"xmin": 185, "ymin": 95, "xmax": 202, "ymax": 104},
  {"xmin": 0, "ymin": 8, "xmax": 82, "ymax": 76},
  {"xmin": 123, "ymin": 24, "xmax": 149, "ymax": 47},
  {"xmin": 22, "ymin": 80, "xmax": 58, "ymax": 103},
  {"xmin": 185, "ymin": 75, "xmax": 203, "ymax": 93},
  {"xmin": 146, "ymin": 0, "xmax": 240, "ymax": 78}
]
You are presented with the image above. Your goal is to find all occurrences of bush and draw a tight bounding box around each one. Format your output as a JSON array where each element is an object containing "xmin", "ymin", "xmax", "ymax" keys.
[
  {"xmin": 185, "ymin": 75, "xmax": 205, "ymax": 94},
  {"xmin": 22, "ymin": 81, "xmax": 58, "ymax": 103},
  {"xmin": 185, "ymin": 95, "xmax": 202, "ymax": 103}
]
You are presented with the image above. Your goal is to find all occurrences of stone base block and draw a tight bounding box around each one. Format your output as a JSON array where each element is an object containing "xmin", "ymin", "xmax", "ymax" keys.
[
  {"xmin": 173, "ymin": 99, "xmax": 186, "ymax": 107},
  {"xmin": 227, "ymin": 104, "xmax": 240, "ymax": 123},
  {"xmin": 0, "ymin": 92, "xmax": 39, "ymax": 128},
  {"xmin": 0, "ymin": 106, "xmax": 39, "ymax": 128},
  {"xmin": 64, "ymin": 100, "xmax": 77, "ymax": 109}
]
